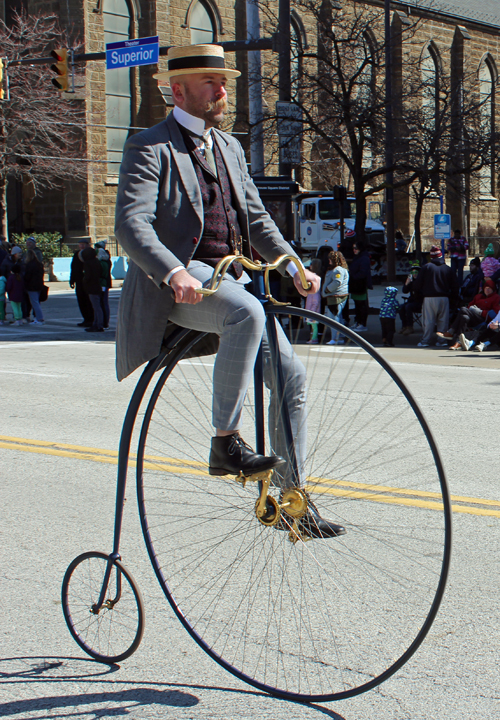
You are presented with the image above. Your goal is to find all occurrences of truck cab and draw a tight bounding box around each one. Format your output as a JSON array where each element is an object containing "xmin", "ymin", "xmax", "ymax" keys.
[{"xmin": 296, "ymin": 193, "xmax": 386, "ymax": 259}]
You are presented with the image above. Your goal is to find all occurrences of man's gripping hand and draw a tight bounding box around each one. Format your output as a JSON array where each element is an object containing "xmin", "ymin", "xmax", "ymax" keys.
[
  {"xmin": 293, "ymin": 268, "xmax": 321, "ymax": 297},
  {"xmin": 169, "ymin": 269, "xmax": 204, "ymax": 304}
]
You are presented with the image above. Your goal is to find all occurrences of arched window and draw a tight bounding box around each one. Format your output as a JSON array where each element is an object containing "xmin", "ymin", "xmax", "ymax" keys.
[
  {"xmin": 104, "ymin": 0, "xmax": 132, "ymax": 176},
  {"xmin": 421, "ymin": 44, "xmax": 439, "ymax": 127},
  {"xmin": 478, "ymin": 59, "xmax": 496, "ymax": 197},
  {"xmin": 290, "ymin": 13, "xmax": 306, "ymax": 100},
  {"xmin": 189, "ymin": 0, "xmax": 216, "ymax": 44}
]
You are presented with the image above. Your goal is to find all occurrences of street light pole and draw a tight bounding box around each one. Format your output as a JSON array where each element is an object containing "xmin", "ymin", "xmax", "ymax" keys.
[
  {"xmin": 385, "ymin": 0, "xmax": 396, "ymax": 282},
  {"xmin": 278, "ymin": 0, "xmax": 292, "ymax": 178}
]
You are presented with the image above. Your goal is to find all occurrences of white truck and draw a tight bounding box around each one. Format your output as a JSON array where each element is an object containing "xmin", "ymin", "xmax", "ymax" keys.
[{"xmin": 295, "ymin": 193, "xmax": 386, "ymax": 259}]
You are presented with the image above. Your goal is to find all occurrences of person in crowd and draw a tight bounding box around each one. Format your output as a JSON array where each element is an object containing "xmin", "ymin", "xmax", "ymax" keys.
[
  {"xmin": 348, "ymin": 241, "xmax": 372, "ymax": 332},
  {"xmin": 459, "ymin": 308, "xmax": 500, "ymax": 352},
  {"xmin": 23, "ymin": 249, "xmax": 45, "ymax": 325},
  {"xmin": 0, "ymin": 238, "xmax": 9, "ymax": 267},
  {"xmin": 305, "ymin": 258, "xmax": 322, "ymax": 344},
  {"xmin": 447, "ymin": 229, "xmax": 469, "ymax": 284},
  {"xmin": 459, "ymin": 257, "xmax": 484, "ymax": 304},
  {"xmin": 379, "ymin": 286, "xmax": 400, "ymax": 347},
  {"xmin": 321, "ymin": 250, "xmax": 349, "ymax": 345},
  {"xmin": 398, "ymin": 261, "xmax": 422, "ymax": 335},
  {"xmin": 0, "ymin": 272, "xmax": 7, "ymax": 324},
  {"xmin": 480, "ymin": 242, "xmax": 500, "ymax": 278},
  {"xmin": 395, "ymin": 230, "xmax": 407, "ymax": 254},
  {"xmin": 25, "ymin": 236, "xmax": 44, "ymax": 264},
  {"xmin": 414, "ymin": 245, "xmax": 459, "ymax": 347},
  {"xmin": 81, "ymin": 246, "xmax": 105, "ymax": 333},
  {"xmin": 6, "ymin": 263, "xmax": 25, "ymax": 326},
  {"xmin": 437, "ymin": 277, "xmax": 500, "ymax": 350},
  {"xmin": 95, "ymin": 240, "xmax": 112, "ymax": 329},
  {"xmin": 70, "ymin": 239, "xmax": 94, "ymax": 327},
  {"xmin": 1, "ymin": 245, "xmax": 23, "ymax": 279}
]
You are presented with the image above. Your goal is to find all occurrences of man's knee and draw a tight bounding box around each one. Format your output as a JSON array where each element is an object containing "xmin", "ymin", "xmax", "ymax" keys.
[{"xmin": 222, "ymin": 295, "xmax": 265, "ymax": 334}]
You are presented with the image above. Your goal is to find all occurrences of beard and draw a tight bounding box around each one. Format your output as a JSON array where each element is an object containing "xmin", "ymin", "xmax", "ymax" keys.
[
  {"xmin": 184, "ymin": 87, "xmax": 228, "ymax": 128},
  {"xmin": 204, "ymin": 98, "xmax": 228, "ymax": 128}
]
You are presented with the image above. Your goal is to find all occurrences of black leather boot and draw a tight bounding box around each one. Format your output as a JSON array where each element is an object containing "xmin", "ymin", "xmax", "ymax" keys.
[
  {"xmin": 278, "ymin": 494, "xmax": 346, "ymax": 539},
  {"xmin": 209, "ymin": 432, "xmax": 285, "ymax": 477}
]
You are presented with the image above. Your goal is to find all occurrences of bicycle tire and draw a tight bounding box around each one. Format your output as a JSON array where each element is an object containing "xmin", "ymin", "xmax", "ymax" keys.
[
  {"xmin": 136, "ymin": 307, "xmax": 451, "ymax": 701},
  {"xmin": 62, "ymin": 551, "xmax": 145, "ymax": 664}
]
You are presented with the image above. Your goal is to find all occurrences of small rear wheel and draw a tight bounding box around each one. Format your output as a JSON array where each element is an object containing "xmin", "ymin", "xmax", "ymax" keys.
[{"xmin": 62, "ymin": 551, "xmax": 144, "ymax": 664}]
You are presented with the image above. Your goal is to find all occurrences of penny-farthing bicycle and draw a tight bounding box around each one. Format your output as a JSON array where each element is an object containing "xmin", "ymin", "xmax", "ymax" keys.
[{"xmin": 62, "ymin": 254, "xmax": 452, "ymax": 702}]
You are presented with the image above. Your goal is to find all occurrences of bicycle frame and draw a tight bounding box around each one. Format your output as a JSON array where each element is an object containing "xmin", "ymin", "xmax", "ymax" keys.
[{"xmin": 93, "ymin": 257, "xmax": 307, "ymax": 611}]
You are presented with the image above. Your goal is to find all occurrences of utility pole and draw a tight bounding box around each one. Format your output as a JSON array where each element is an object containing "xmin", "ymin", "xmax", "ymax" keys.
[
  {"xmin": 385, "ymin": 0, "xmax": 396, "ymax": 282},
  {"xmin": 246, "ymin": 0, "xmax": 265, "ymax": 176},
  {"xmin": 278, "ymin": 0, "xmax": 292, "ymax": 178}
]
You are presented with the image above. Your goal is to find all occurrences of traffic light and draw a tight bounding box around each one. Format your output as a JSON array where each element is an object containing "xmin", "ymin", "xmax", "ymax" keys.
[
  {"xmin": 50, "ymin": 48, "xmax": 69, "ymax": 91},
  {"xmin": 0, "ymin": 58, "xmax": 8, "ymax": 101},
  {"xmin": 333, "ymin": 185, "xmax": 347, "ymax": 201}
]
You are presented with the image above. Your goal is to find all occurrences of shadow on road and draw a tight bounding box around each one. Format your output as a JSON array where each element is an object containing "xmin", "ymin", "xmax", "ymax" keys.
[{"xmin": 0, "ymin": 655, "xmax": 347, "ymax": 719}]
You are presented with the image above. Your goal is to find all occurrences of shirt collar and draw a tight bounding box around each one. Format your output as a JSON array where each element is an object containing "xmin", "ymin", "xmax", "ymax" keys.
[{"xmin": 173, "ymin": 105, "xmax": 209, "ymax": 137}]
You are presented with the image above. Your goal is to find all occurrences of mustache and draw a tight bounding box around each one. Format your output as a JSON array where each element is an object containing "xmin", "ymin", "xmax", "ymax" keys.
[{"xmin": 206, "ymin": 98, "xmax": 227, "ymax": 113}]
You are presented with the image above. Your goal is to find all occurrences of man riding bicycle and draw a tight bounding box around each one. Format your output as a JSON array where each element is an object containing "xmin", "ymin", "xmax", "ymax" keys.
[{"xmin": 114, "ymin": 44, "xmax": 344, "ymax": 538}]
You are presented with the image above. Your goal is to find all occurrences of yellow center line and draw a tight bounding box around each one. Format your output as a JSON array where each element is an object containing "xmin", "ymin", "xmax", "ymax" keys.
[{"xmin": 2, "ymin": 435, "xmax": 500, "ymax": 518}]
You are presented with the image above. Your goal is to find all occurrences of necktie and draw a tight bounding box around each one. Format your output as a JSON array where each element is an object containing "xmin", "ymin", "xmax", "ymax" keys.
[{"xmin": 201, "ymin": 130, "xmax": 217, "ymax": 175}]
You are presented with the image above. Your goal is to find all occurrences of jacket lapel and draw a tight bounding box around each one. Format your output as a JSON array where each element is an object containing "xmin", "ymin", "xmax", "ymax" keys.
[
  {"xmin": 213, "ymin": 131, "xmax": 249, "ymax": 241},
  {"xmin": 166, "ymin": 113, "xmax": 204, "ymax": 228}
]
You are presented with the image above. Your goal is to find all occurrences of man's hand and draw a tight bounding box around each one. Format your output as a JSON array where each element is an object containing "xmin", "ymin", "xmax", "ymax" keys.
[
  {"xmin": 69, "ymin": 282, "xmax": 75, "ymax": 289},
  {"xmin": 293, "ymin": 268, "xmax": 321, "ymax": 297},
  {"xmin": 488, "ymin": 320, "xmax": 500, "ymax": 331},
  {"xmin": 169, "ymin": 269, "xmax": 204, "ymax": 304}
]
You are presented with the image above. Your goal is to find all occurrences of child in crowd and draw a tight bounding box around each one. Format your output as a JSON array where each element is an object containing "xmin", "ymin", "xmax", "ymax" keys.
[
  {"xmin": 305, "ymin": 258, "xmax": 322, "ymax": 344},
  {"xmin": 379, "ymin": 286, "xmax": 400, "ymax": 347},
  {"xmin": 0, "ymin": 273, "xmax": 7, "ymax": 324},
  {"xmin": 322, "ymin": 250, "xmax": 349, "ymax": 345},
  {"xmin": 6, "ymin": 263, "xmax": 25, "ymax": 326}
]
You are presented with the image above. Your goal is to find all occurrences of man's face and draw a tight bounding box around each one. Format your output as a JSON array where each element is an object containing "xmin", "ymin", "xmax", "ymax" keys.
[
  {"xmin": 484, "ymin": 286, "xmax": 493, "ymax": 296},
  {"xmin": 78, "ymin": 242, "xmax": 87, "ymax": 251},
  {"xmin": 171, "ymin": 73, "xmax": 228, "ymax": 128}
]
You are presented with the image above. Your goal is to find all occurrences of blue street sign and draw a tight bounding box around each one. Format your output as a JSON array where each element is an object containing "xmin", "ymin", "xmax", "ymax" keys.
[
  {"xmin": 106, "ymin": 35, "xmax": 159, "ymax": 70},
  {"xmin": 434, "ymin": 213, "xmax": 451, "ymax": 240}
]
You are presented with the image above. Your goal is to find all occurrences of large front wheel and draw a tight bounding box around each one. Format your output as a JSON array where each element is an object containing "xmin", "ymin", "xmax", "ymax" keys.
[{"xmin": 136, "ymin": 309, "xmax": 451, "ymax": 701}]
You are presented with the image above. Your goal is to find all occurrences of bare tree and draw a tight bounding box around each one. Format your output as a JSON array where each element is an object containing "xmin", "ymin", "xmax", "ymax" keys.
[
  {"xmin": 256, "ymin": 0, "xmax": 421, "ymax": 245},
  {"xmin": 393, "ymin": 59, "xmax": 497, "ymax": 258},
  {"xmin": 255, "ymin": 1, "xmax": 496, "ymax": 257},
  {"xmin": 0, "ymin": 12, "xmax": 86, "ymax": 238}
]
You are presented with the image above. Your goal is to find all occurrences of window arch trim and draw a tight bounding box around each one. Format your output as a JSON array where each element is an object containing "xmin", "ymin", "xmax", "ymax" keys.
[
  {"xmin": 478, "ymin": 53, "xmax": 498, "ymax": 84},
  {"xmin": 291, "ymin": 10, "xmax": 308, "ymax": 50},
  {"xmin": 182, "ymin": 0, "xmax": 224, "ymax": 38}
]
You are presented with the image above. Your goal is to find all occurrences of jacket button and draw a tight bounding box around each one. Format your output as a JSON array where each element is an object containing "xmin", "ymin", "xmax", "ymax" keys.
[{"xmin": 193, "ymin": 237, "xmax": 198, "ymax": 244}]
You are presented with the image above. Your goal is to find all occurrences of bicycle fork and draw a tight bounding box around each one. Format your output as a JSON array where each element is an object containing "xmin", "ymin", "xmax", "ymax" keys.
[{"xmin": 244, "ymin": 304, "xmax": 310, "ymax": 543}]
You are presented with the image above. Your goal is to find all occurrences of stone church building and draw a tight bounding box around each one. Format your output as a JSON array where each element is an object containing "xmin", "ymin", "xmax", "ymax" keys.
[{"xmin": 1, "ymin": 0, "xmax": 500, "ymax": 251}]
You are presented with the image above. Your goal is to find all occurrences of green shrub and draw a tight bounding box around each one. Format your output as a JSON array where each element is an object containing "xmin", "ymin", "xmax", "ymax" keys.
[{"xmin": 11, "ymin": 232, "xmax": 73, "ymax": 262}]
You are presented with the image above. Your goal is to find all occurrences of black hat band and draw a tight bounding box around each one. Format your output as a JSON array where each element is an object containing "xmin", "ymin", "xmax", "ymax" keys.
[{"xmin": 168, "ymin": 55, "xmax": 226, "ymax": 71}]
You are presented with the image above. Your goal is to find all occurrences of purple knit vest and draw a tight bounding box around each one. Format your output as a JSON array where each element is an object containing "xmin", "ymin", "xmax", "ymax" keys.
[{"xmin": 182, "ymin": 128, "xmax": 243, "ymax": 277}]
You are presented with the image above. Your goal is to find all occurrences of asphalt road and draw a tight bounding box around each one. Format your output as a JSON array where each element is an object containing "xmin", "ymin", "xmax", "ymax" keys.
[{"xmin": 1, "ymin": 287, "xmax": 499, "ymax": 719}]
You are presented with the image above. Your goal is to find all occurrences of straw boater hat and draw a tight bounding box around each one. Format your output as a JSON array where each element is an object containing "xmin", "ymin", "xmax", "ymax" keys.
[{"xmin": 154, "ymin": 44, "xmax": 241, "ymax": 82}]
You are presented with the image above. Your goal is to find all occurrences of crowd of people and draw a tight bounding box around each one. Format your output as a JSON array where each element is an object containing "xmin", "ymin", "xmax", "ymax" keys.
[
  {"xmin": 301, "ymin": 230, "xmax": 500, "ymax": 353},
  {"xmin": 0, "ymin": 237, "xmax": 46, "ymax": 326},
  {"xmin": 1, "ymin": 225, "xmax": 499, "ymax": 353},
  {"xmin": 0, "ymin": 236, "xmax": 112, "ymax": 331}
]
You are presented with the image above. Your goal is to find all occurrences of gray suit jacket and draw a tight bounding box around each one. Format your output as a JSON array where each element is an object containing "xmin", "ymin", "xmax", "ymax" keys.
[{"xmin": 114, "ymin": 112, "xmax": 298, "ymax": 381}]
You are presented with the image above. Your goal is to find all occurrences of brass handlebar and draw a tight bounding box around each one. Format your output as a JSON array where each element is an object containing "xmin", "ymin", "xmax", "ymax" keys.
[{"xmin": 195, "ymin": 254, "xmax": 311, "ymax": 305}]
